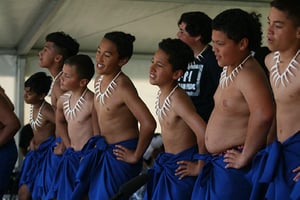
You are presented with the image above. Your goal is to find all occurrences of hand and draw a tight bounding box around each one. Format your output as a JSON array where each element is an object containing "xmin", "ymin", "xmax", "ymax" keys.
[
  {"xmin": 53, "ymin": 142, "xmax": 65, "ymax": 155},
  {"xmin": 113, "ymin": 145, "xmax": 139, "ymax": 164},
  {"xmin": 224, "ymin": 149, "xmax": 249, "ymax": 169},
  {"xmin": 293, "ymin": 166, "xmax": 300, "ymax": 182},
  {"xmin": 175, "ymin": 160, "xmax": 204, "ymax": 180}
]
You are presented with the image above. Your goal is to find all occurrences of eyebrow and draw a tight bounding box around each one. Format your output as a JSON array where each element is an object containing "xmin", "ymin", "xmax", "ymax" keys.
[{"xmin": 267, "ymin": 16, "xmax": 284, "ymax": 24}]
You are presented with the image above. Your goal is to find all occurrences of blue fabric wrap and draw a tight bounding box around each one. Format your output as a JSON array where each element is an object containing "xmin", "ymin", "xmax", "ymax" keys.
[
  {"xmin": 18, "ymin": 136, "xmax": 54, "ymax": 200},
  {"xmin": 34, "ymin": 137, "xmax": 61, "ymax": 200},
  {"xmin": 46, "ymin": 136, "xmax": 96, "ymax": 200},
  {"xmin": 259, "ymin": 131, "xmax": 300, "ymax": 200},
  {"xmin": 0, "ymin": 139, "xmax": 17, "ymax": 197},
  {"xmin": 191, "ymin": 149, "xmax": 267, "ymax": 200},
  {"xmin": 71, "ymin": 136, "xmax": 142, "ymax": 200},
  {"xmin": 143, "ymin": 146, "xmax": 198, "ymax": 200}
]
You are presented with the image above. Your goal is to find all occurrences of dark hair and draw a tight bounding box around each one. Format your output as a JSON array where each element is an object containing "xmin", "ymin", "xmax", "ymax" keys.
[
  {"xmin": 178, "ymin": 11, "xmax": 212, "ymax": 44},
  {"xmin": 212, "ymin": 8, "xmax": 262, "ymax": 51},
  {"xmin": 271, "ymin": 0, "xmax": 300, "ymax": 27},
  {"xmin": 158, "ymin": 38, "xmax": 194, "ymax": 72},
  {"xmin": 25, "ymin": 72, "xmax": 52, "ymax": 95},
  {"xmin": 104, "ymin": 31, "xmax": 135, "ymax": 60},
  {"xmin": 64, "ymin": 54, "xmax": 95, "ymax": 81},
  {"xmin": 46, "ymin": 31, "xmax": 80, "ymax": 61}
]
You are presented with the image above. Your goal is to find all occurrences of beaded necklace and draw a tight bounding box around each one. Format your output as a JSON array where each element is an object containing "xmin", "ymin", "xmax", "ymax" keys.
[
  {"xmin": 29, "ymin": 101, "xmax": 45, "ymax": 131},
  {"xmin": 155, "ymin": 85, "xmax": 178, "ymax": 119},
  {"xmin": 63, "ymin": 88, "xmax": 87, "ymax": 120},
  {"xmin": 219, "ymin": 54, "xmax": 252, "ymax": 89},
  {"xmin": 270, "ymin": 49, "xmax": 300, "ymax": 87},
  {"xmin": 48, "ymin": 71, "xmax": 63, "ymax": 96},
  {"xmin": 95, "ymin": 71, "xmax": 121, "ymax": 105}
]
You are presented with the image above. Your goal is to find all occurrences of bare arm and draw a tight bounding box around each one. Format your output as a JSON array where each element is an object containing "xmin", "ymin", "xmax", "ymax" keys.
[
  {"xmin": 114, "ymin": 80, "xmax": 156, "ymax": 163},
  {"xmin": 0, "ymin": 95, "xmax": 20, "ymax": 146},
  {"xmin": 225, "ymin": 66, "xmax": 274, "ymax": 169},
  {"xmin": 56, "ymin": 96, "xmax": 70, "ymax": 148}
]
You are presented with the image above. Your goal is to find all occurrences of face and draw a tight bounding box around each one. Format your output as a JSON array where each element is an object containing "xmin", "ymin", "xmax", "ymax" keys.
[
  {"xmin": 177, "ymin": 22, "xmax": 197, "ymax": 49},
  {"xmin": 212, "ymin": 30, "xmax": 242, "ymax": 67},
  {"xmin": 95, "ymin": 38, "xmax": 122, "ymax": 75},
  {"xmin": 149, "ymin": 49, "xmax": 175, "ymax": 86},
  {"xmin": 267, "ymin": 7, "xmax": 299, "ymax": 52},
  {"xmin": 24, "ymin": 87, "xmax": 42, "ymax": 104},
  {"xmin": 38, "ymin": 41, "xmax": 59, "ymax": 68},
  {"xmin": 60, "ymin": 64, "xmax": 80, "ymax": 91}
]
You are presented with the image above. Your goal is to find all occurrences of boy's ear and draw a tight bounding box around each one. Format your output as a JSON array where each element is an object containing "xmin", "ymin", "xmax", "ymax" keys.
[
  {"xmin": 239, "ymin": 38, "xmax": 249, "ymax": 51},
  {"xmin": 118, "ymin": 57, "xmax": 129, "ymax": 67},
  {"xmin": 173, "ymin": 69, "xmax": 183, "ymax": 80},
  {"xmin": 80, "ymin": 79, "xmax": 89, "ymax": 87},
  {"xmin": 54, "ymin": 54, "xmax": 63, "ymax": 63}
]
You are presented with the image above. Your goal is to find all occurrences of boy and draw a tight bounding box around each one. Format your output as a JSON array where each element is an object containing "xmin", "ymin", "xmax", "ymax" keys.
[
  {"xmin": 46, "ymin": 54, "xmax": 95, "ymax": 200},
  {"xmin": 72, "ymin": 31, "xmax": 156, "ymax": 199},
  {"xmin": 143, "ymin": 38, "xmax": 206, "ymax": 200},
  {"xmin": 36, "ymin": 31, "xmax": 79, "ymax": 198},
  {"xmin": 0, "ymin": 86, "xmax": 20, "ymax": 199},
  {"xmin": 192, "ymin": 8, "xmax": 274, "ymax": 200},
  {"xmin": 18, "ymin": 72, "xmax": 55, "ymax": 200},
  {"xmin": 260, "ymin": 0, "xmax": 300, "ymax": 199},
  {"xmin": 177, "ymin": 11, "xmax": 222, "ymax": 122}
]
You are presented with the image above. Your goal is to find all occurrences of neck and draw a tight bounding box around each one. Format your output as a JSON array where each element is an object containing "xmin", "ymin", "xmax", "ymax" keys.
[{"xmin": 192, "ymin": 43, "xmax": 207, "ymax": 57}]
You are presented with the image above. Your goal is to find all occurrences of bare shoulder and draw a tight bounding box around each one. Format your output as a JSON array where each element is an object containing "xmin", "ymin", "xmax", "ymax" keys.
[
  {"xmin": 264, "ymin": 52, "xmax": 276, "ymax": 70},
  {"xmin": 117, "ymin": 73, "xmax": 138, "ymax": 95}
]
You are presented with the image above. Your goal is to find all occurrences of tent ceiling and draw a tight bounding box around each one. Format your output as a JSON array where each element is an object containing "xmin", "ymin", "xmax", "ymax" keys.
[{"xmin": 0, "ymin": 0, "xmax": 270, "ymax": 56}]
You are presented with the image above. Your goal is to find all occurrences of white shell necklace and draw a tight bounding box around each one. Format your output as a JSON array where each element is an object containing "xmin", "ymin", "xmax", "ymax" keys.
[
  {"xmin": 63, "ymin": 88, "xmax": 87, "ymax": 120},
  {"xmin": 48, "ymin": 71, "xmax": 63, "ymax": 96},
  {"xmin": 30, "ymin": 101, "xmax": 45, "ymax": 131},
  {"xmin": 95, "ymin": 71, "xmax": 121, "ymax": 105},
  {"xmin": 270, "ymin": 49, "xmax": 300, "ymax": 88},
  {"xmin": 219, "ymin": 54, "xmax": 252, "ymax": 89},
  {"xmin": 155, "ymin": 85, "xmax": 178, "ymax": 119}
]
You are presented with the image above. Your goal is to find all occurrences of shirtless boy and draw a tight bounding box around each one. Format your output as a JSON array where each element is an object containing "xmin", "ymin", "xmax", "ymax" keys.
[
  {"xmin": 37, "ymin": 31, "xmax": 79, "ymax": 198},
  {"xmin": 46, "ymin": 54, "xmax": 95, "ymax": 200},
  {"xmin": 192, "ymin": 8, "xmax": 274, "ymax": 200},
  {"xmin": 260, "ymin": 0, "xmax": 300, "ymax": 199},
  {"xmin": 72, "ymin": 31, "xmax": 156, "ymax": 200},
  {"xmin": 0, "ymin": 86, "xmax": 20, "ymax": 199},
  {"xmin": 18, "ymin": 72, "xmax": 55, "ymax": 200},
  {"xmin": 144, "ymin": 38, "xmax": 206, "ymax": 200}
]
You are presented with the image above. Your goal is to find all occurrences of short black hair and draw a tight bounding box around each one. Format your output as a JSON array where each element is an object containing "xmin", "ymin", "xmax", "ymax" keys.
[
  {"xmin": 212, "ymin": 8, "xmax": 262, "ymax": 51},
  {"xmin": 158, "ymin": 38, "xmax": 194, "ymax": 72},
  {"xmin": 104, "ymin": 31, "xmax": 135, "ymax": 60},
  {"xmin": 25, "ymin": 72, "xmax": 52, "ymax": 95},
  {"xmin": 64, "ymin": 54, "xmax": 95, "ymax": 81},
  {"xmin": 178, "ymin": 11, "xmax": 212, "ymax": 44},
  {"xmin": 271, "ymin": 0, "xmax": 300, "ymax": 27},
  {"xmin": 46, "ymin": 31, "xmax": 80, "ymax": 61}
]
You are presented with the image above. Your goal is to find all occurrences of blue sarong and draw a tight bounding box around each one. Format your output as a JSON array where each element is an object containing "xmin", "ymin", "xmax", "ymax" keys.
[
  {"xmin": 34, "ymin": 137, "xmax": 61, "ymax": 200},
  {"xmin": 143, "ymin": 146, "xmax": 198, "ymax": 200},
  {"xmin": 0, "ymin": 139, "xmax": 17, "ymax": 198},
  {"xmin": 71, "ymin": 136, "xmax": 142, "ymax": 200},
  {"xmin": 46, "ymin": 136, "xmax": 95, "ymax": 200},
  {"xmin": 191, "ymin": 149, "xmax": 267, "ymax": 200},
  {"xmin": 259, "ymin": 131, "xmax": 300, "ymax": 200},
  {"xmin": 18, "ymin": 136, "xmax": 54, "ymax": 200}
]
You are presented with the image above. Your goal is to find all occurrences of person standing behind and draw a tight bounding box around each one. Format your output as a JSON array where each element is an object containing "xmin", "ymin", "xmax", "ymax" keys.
[
  {"xmin": 72, "ymin": 31, "xmax": 156, "ymax": 200},
  {"xmin": 36, "ymin": 31, "xmax": 80, "ymax": 199},
  {"xmin": 39, "ymin": 31, "xmax": 80, "ymax": 111},
  {"xmin": 143, "ymin": 38, "xmax": 206, "ymax": 200},
  {"xmin": 192, "ymin": 8, "xmax": 274, "ymax": 200},
  {"xmin": 0, "ymin": 86, "xmax": 20, "ymax": 199},
  {"xmin": 46, "ymin": 54, "xmax": 95, "ymax": 200},
  {"xmin": 259, "ymin": 0, "xmax": 300, "ymax": 199},
  {"xmin": 177, "ymin": 11, "xmax": 222, "ymax": 122},
  {"xmin": 18, "ymin": 72, "xmax": 55, "ymax": 200}
]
